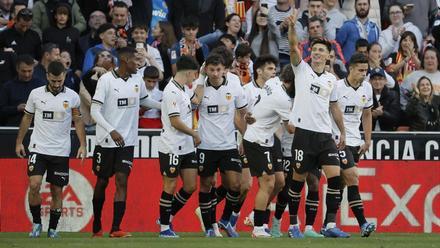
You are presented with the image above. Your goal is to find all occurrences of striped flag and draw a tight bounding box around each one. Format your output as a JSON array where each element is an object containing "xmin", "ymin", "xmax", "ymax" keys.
[{"xmin": 235, "ymin": 0, "xmax": 246, "ymax": 20}]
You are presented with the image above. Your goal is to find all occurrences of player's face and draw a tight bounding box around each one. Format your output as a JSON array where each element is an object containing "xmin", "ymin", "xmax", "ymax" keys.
[
  {"xmin": 369, "ymin": 76, "xmax": 386, "ymax": 91},
  {"xmin": 125, "ymin": 56, "xmax": 138, "ymax": 74},
  {"xmin": 205, "ymin": 63, "xmax": 226, "ymax": 85},
  {"xmin": 310, "ymin": 43, "xmax": 330, "ymax": 65},
  {"xmin": 47, "ymin": 73, "xmax": 66, "ymax": 93},
  {"xmin": 258, "ymin": 62, "xmax": 277, "ymax": 81},
  {"xmin": 418, "ymin": 78, "xmax": 432, "ymax": 98},
  {"xmin": 144, "ymin": 77, "xmax": 158, "ymax": 90},
  {"xmin": 349, "ymin": 63, "xmax": 369, "ymax": 83},
  {"xmin": 132, "ymin": 28, "xmax": 148, "ymax": 43},
  {"xmin": 17, "ymin": 62, "xmax": 34, "ymax": 82}
]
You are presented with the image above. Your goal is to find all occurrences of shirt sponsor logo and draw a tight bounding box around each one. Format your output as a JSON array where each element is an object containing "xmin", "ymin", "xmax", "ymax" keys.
[
  {"xmin": 117, "ymin": 98, "xmax": 136, "ymax": 108},
  {"xmin": 344, "ymin": 105, "xmax": 356, "ymax": 114},
  {"xmin": 42, "ymin": 111, "xmax": 54, "ymax": 120},
  {"xmin": 207, "ymin": 105, "xmax": 218, "ymax": 114}
]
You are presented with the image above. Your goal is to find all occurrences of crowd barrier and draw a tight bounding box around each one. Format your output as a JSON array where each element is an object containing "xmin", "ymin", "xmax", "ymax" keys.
[{"xmin": 0, "ymin": 128, "xmax": 438, "ymax": 233}]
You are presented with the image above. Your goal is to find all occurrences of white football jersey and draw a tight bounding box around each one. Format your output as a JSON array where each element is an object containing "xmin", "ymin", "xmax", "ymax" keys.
[
  {"xmin": 198, "ymin": 77, "xmax": 247, "ymax": 150},
  {"xmin": 244, "ymin": 78, "xmax": 292, "ymax": 147},
  {"xmin": 331, "ymin": 79, "xmax": 373, "ymax": 146},
  {"xmin": 141, "ymin": 87, "xmax": 162, "ymax": 119},
  {"xmin": 92, "ymin": 70, "xmax": 148, "ymax": 147},
  {"xmin": 289, "ymin": 61, "xmax": 338, "ymax": 134},
  {"xmin": 25, "ymin": 86, "xmax": 80, "ymax": 157},
  {"xmin": 281, "ymin": 97, "xmax": 294, "ymax": 157},
  {"xmin": 243, "ymin": 81, "xmax": 263, "ymax": 113},
  {"xmin": 158, "ymin": 79, "xmax": 194, "ymax": 155}
]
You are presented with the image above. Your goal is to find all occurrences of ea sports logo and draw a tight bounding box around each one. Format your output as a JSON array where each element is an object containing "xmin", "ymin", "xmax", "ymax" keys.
[{"xmin": 25, "ymin": 169, "xmax": 93, "ymax": 231}]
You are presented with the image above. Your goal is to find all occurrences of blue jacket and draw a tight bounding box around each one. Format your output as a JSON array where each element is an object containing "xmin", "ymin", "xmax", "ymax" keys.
[
  {"xmin": 336, "ymin": 17, "xmax": 380, "ymax": 61},
  {"xmin": 82, "ymin": 44, "xmax": 118, "ymax": 74}
]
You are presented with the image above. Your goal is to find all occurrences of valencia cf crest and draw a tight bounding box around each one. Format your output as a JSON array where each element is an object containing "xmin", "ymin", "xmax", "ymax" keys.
[
  {"xmin": 28, "ymin": 165, "xmax": 34, "ymax": 172},
  {"xmin": 243, "ymin": 157, "xmax": 248, "ymax": 164},
  {"xmin": 268, "ymin": 163, "xmax": 273, "ymax": 170},
  {"xmin": 96, "ymin": 165, "xmax": 100, "ymax": 172},
  {"xmin": 134, "ymin": 85, "xmax": 139, "ymax": 93},
  {"xmin": 342, "ymin": 158, "xmax": 348, "ymax": 165},
  {"xmin": 170, "ymin": 167, "xmax": 176, "ymax": 173},
  {"xmin": 226, "ymin": 93, "xmax": 232, "ymax": 101},
  {"xmin": 163, "ymin": 172, "xmax": 167, "ymax": 176},
  {"xmin": 63, "ymin": 101, "xmax": 69, "ymax": 109},
  {"xmin": 361, "ymin": 95, "xmax": 367, "ymax": 104},
  {"xmin": 295, "ymin": 163, "xmax": 301, "ymax": 169},
  {"xmin": 198, "ymin": 166, "xmax": 204, "ymax": 172}
]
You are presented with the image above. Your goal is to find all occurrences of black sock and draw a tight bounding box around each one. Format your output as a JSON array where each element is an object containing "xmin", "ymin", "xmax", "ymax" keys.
[
  {"xmin": 305, "ymin": 190, "xmax": 319, "ymax": 226},
  {"xmin": 254, "ymin": 209, "xmax": 266, "ymax": 227},
  {"xmin": 288, "ymin": 180, "xmax": 304, "ymax": 225},
  {"xmin": 263, "ymin": 209, "xmax": 271, "ymax": 225},
  {"xmin": 210, "ymin": 188, "xmax": 217, "ymax": 224},
  {"xmin": 275, "ymin": 184, "xmax": 289, "ymax": 220},
  {"xmin": 48, "ymin": 208, "xmax": 62, "ymax": 230},
  {"xmin": 221, "ymin": 190, "xmax": 240, "ymax": 221},
  {"xmin": 348, "ymin": 185, "xmax": 367, "ymax": 226},
  {"xmin": 111, "ymin": 201, "xmax": 126, "ymax": 232},
  {"xmin": 199, "ymin": 192, "xmax": 212, "ymax": 231},
  {"xmin": 325, "ymin": 176, "xmax": 341, "ymax": 224},
  {"xmin": 216, "ymin": 185, "xmax": 227, "ymax": 203},
  {"xmin": 171, "ymin": 188, "xmax": 192, "ymax": 216},
  {"xmin": 232, "ymin": 197, "xmax": 245, "ymax": 214},
  {"xmin": 92, "ymin": 198, "xmax": 105, "ymax": 233},
  {"xmin": 29, "ymin": 204, "xmax": 41, "ymax": 224},
  {"xmin": 159, "ymin": 191, "xmax": 173, "ymax": 225}
]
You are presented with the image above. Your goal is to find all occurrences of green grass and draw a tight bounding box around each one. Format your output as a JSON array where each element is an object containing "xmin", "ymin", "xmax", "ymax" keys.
[{"xmin": 0, "ymin": 232, "xmax": 438, "ymax": 248}]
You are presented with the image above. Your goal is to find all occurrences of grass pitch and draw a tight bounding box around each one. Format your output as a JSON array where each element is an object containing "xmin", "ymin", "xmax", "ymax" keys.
[{"xmin": 0, "ymin": 232, "xmax": 438, "ymax": 248}]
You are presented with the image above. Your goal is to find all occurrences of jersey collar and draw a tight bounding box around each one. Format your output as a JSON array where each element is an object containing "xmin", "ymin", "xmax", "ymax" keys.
[
  {"xmin": 111, "ymin": 69, "xmax": 131, "ymax": 81},
  {"xmin": 344, "ymin": 78, "xmax": 362, "ymax": 91},
  {"xmin": 172, "ymin": 79, "xmax": 185, "ymax": 91},
  {"xmin": 206, "ymin": 76, "xmax": 227, "ymax": 89},
  {"xmin": 45, "ymin": 85, "xmax": 66, "ymax": 96}
]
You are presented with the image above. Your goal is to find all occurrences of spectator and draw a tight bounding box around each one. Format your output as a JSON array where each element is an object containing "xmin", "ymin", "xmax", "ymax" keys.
[
  {"xmin": 147, "ymin": 0, "xmax": 167, "ymax": 44},
  {"xmin": 327, "ymin": 49, "xmax": 347, "ymax": 79},
  {"xmin": 336, "ymin": 0, "xmax": 380, "ymax": 61},
  {"xmin": 111, "ymin": 1, "xmax": 130, "ymax": 48},
  {"xmin": 400, "ymin": 46, "xmax": 440, "ymax": 110},
  {"xmin": 0, "ymin": 49, "xmax": 16, "ymax": 85},
  {"xmin": 386, "ymin": 31, "xmax": 421, "ymax": 85},
  {"xmin": 406, "ymin": 76, "xmax": 440, "ymax": 131},
  {"xmin": 355, "ymin": 38, "xmax": 369, "ymax": 56},
  {"xmin": 151, "ymin": 20, "xmax": 176, "ymax": 90},
  {"xmin": 296, "ymin": 0, "xmax": 332, "ymax": 41},
  {"xmin": 267, "ymin": 0, "xmax": 293, "ymax": 67},
  {"xmin": 369, "ymin": 67, "xmax": 400, "ymax": 131},
  {"xmin": 247, "ymin": 7, "xmax": 280, "ymax": 59},
  {"xmin": 231, "ymin": 43, "xmax": 253, "ymax": 85},
  {"xmin": 82, "ymin": 23, "xmax": 118, "ymax": 74},
  {"xmin": 198, "ymin": 13, "xmax": 245, "ymax": 49},
  {"xmin": 0, "ymin": 54, "xmax": 43, "ymax": 126},
  {"xmin": 169, "ymin": 16, "xmax": 209, "ymax": 75},
  {"xmin": 42, "ymin": 2, "xmax": 81, "ymax": 72},
  {"xmin": 323, "ymin": 0, "xmax": 347, "ymax": 40},
  {"xmin": 79, "ymin": 10, "xmax": 107, "ymax": 56},
  {"xmin": 299, "ymin": 16, "xmax": 345, "ymax": 64},
  {"xmin": 31, "ymin": 0, "xmax": 86, "ymax": 37},
  {"xmin": 139, "ymin": 66, "xmax": 162, "ymax": 129},
  {"xmin": 168, "ymin": 0, "xmax": 225, "ymax": 38},
  {"xmin": 5, "ymin": 1, "xmax": 27, "ymax": 30},
  {"xmin": 129, "ymin": 24, "xmax": 164, "ymax": 80},
  {"xmin": 366, "ymin": 42, "xmax": 395, "ymax": 88},
  {"xmin": 0, "ymin": 8, "xmax": 41, "ymax": 60},
  {"xmin": 59, "ymin": 50, "xmax": 80, "ymax": 92},
  {"xmin": 341, "ymin": 0, "xmax": 382, "ymax": 29},
  {"xmin": 76, "ymin": 0, "xmax": 109, "ymax": 20},
  {"xmin": 217, "ymin": 33, "xmax": 237, "ymax": 52},
  {"xmin": 0, "ymin": 0, "xmax": 13, "ymax": 32},
  {"xmin": 79, "ymin": 50, "xmax": 116, "ymax": 128},
  {"xmin": 33, "ymin": 43, "xmax": 62, "ymax": 84},
  {"xmin": 379, "ymin": 3, "xmax": 423, "ymax": 59},
  {"xmin": 384, "ymin": 0, "xmax": 438, "ymax": 37}
]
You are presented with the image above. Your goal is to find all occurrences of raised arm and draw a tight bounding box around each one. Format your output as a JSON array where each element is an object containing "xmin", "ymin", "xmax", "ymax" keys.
[{"xmin": 287, "ymin": 9, "xmax": 301, "ymax": 66}]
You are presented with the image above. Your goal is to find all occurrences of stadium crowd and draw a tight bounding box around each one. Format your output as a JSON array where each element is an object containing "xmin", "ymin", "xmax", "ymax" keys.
[{"xmin": 0, "ymin": 0, "xmax": 439, "ymax": 131}]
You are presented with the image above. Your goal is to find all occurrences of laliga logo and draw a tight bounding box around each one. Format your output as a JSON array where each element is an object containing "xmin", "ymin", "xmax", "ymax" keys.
[{"xmin": 25, "ymin": 169, "xmax": 93, "ymax": 231}]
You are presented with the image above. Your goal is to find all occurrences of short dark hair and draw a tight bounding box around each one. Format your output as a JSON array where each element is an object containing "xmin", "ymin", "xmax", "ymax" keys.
[
  {"xmin": 97, "ymin": 23, "xmax": 116, "ymax": 36},
  {"xmin": 309, "ymin": 0, "xmax": 324, "ymax": 3},
  {"xmin": 355, "ymin": 38, "xmax": 369, "ymax": 50},
  {"xmin": 422, "ymin": 46, "xmax": 440, "ymax": 70},
  {"xmin": 113, "ymin": 1, "xmax": 129, "ymax": 9},
  {"xmin": 205, "ymin": 54, "xmax": 226, "ymax": 67},
  {"xmin": 253, "ymin": 54, "xmax": 278, "ymax": 80},
  {"xmin": 367, "ymin": 41, "xmax": 381, "ymax": 52},
  {"xmin": 355, "ymin": 0, "xmax": 370, "ymax": 5},
  {"xmin": 16, "ymin": 8, "xmax": 32, "ymax": 21},
  {"xmin": 176, "ymin": 55, "xmax": 199, "ymax": 72},
  {"xmin": 16, "ymin": 54, "xmax": 34, "ymax": 68},
  {"xmin": 181, "ymin": 15, "xmax": 199, "ymax": 29},
  {"xmin": 41, "ymin": 43, "xmax": 59, "ymax": 57},
  {"xmin": 388, "ymin": 2, "xmax": 404, "ymax": 15},
  {"xmin": 219, "ymin": 33, "xmax": 237, "ymax": 45},
  {"xmin": 210, "ymin": 46, "xmax": 234, "ymax": 68},
  {"xmin": 130, "ymin": 23, "xmax": 149, "ymax": 34},
  {"xmin": 235, "ymin": 43, "xmax": 253, "ymax": 58},
  {"xmin": 143, "ymin": 66, "xmax": 160, "ymax": 79},
  {"xmin": 47, "ymin": 61, "xmax": 66, "ymax": 76},
  {"xmin": 117, "ymin": 46, "xmax": 137, "ymax": 59},
  {"xmin": 349, "ymin": 53, "xmax": 369, "ymax": 66},
  {"xmin": 308, "ymin": 16, "xmax": 323, "ymax": 29},
  {"xmin": 310, "ymin": 38, "xmax": 332, "ymax": 53},
  {"xmin": 280, "ymin": 64, "xmax": 295, "ymax": 84},
  {"xmin": 398, "ymin": 31, "xmax": 418, "ymax": 54}
]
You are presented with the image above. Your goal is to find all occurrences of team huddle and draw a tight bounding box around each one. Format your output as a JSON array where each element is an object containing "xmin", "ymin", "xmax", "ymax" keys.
[{"xmin": 16, "ymin": 10, "xmax": 375, "ymax": 239}]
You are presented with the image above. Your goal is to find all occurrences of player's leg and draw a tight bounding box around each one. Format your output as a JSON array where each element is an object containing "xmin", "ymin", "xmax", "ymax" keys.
[
  {"xmin": 303, "ymin": 170, "xmax": 323, "ymax": 238},
  {"xmin": 48, "ymin": 184, "xmax": 62, "ymax": 238},
  {"xmin": 237, "ymin": 157, "xmax": 253, "ymax": 227},
  {"xmin": 27, "ymin": 153, "xmax": 45, "ymax": 238},
  {"xmin": 271, "ymin": 158, "xmax": 291, "ymax": 237},
  {"xmin": 197, "ymin": 149, "xmax": 216, "ymax": 236},
  {"xmin": 287, "ymin": 171, "xmax": 306, "ymax": 238}
]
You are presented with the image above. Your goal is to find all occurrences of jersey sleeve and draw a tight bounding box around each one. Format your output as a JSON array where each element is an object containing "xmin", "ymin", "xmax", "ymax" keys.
[
  {"xmin": 235, "ymin": 85, "xmax": 248, "ymax": 109},
  {"xmin": 330, "ymin": 81, "xmax": 339, "ymax": 103},
  {"xmin": 139, "ymin": 78, "xmax": 149, "ymax": 100},
  {"xmin": 163, "ymin": 90, "xmax": 181, "ymax": 117},
  {"xmin": 24, "ymin": 90, "xmax": 35, "ymax": 115},
  {"xmin": 364, "ymin": 83, "xmax": 374, "ymax": 109},
  {"xmin": 275, "ymin": 95, "xmax": 292, "ymax": 122},
  {"xmin": 72, "ymin": 93, "xmax": 81, "ymax": 109},
  {"xmin": 91, "ymin": 74, "xmax": 108, "ymax": 105}
]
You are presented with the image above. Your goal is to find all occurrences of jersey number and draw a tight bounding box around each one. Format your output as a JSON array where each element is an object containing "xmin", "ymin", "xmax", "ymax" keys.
[
  {"xmin": 264, "ymin": 151, "xmax": 271, "ymax": 163},
  {"xmin": 199, "ymin": 152, "xmax": 205, "ymax": 164},
  {"xmin": 294, "ymin": 149, "xmax": 304, "ymax": 162},
  {"xmin": 28, "ymin": 154, "xmax": 37, "ymax": 164},
  {"xmin": 169, "ymin": 154, "xmax": 179, "ymax": 166},
  {"xmin": 96, "ymin": 152, "xmax": 102, "ymax": 164}
]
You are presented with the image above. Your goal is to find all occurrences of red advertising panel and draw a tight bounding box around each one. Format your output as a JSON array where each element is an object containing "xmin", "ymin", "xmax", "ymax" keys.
[{"xmin": 0, "ymin": 159, "xmax": 439, "ymax": 233}]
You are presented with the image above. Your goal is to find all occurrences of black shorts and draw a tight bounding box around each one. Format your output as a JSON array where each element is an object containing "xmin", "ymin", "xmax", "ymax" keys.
[
  {"xmin": 273, "ymin": 136, "xmax": 284, "ymax": 173},
  {"xmin": 92, "ymin": 146, "xmax": 134, "ymax": 178},
  {"xmin": 159, "ymin": 151, "xmax": 198, "ymax": 178},
  {"xmin": 339, "ymin": 146, "xmax": 360, "ymax": 170},
  {"xmin": 291, "ymin": 127, "xmax": 340, "ymax": 174},
  {"xmin": 243, "ymin": 140, "xmax": 275, "ymax": 177},
  {"xmin": 197, "ymin": 149, "xmax": 242, "ymax": 177},
  {"xmin": 241, "ymin": 154, "xmax": 249, "ymax": 169},
  {"xmin": 27, "ymin": 152, "xmax": 69, "ymax": 187}
]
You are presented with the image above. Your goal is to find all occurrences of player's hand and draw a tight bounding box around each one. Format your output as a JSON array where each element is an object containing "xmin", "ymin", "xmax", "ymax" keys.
[
  {"xmin": 286, "ymin": 123, "xmax": 296, "ymax": 134},
  {"xmin": 110, "ymin": 130, "xmax": 125, "ymax": 147},
  {"xmin": 76, "ymin": 146, "xmax": 87, "ymax": 165},
  {"xmin": 337, "ymin": 134, "xmax": 346, "ymax": 150},
  {"xmin": 358, "ymin": 141, "xmax": 371, "ymax": 157},
  {"xmin": 238, "ymin": 142, "xmax": 244, "ymax": 156},
  {"xmin": 16, "ymin": 143, "xmax": 26, "ymax": 158},
  {"xmin": 193, "ymin": 131, "xmax": 201, "ymax": 147},
  {"xmin": 245, "ymin": 112, "xmax": 256, "ymax": 124}
]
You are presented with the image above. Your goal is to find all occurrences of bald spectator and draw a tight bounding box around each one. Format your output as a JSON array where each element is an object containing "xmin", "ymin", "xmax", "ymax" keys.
[{"xmin": 79, "ymin": 10, "xmax": 107, "ymax": 55}]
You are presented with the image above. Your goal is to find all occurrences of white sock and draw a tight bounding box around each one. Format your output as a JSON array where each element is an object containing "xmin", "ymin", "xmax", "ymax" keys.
[
  {"xmin": 305, "ymin": 225, "xmax": 314, "ymax": 231},
  {"xmin": 160, "ymin": 224, "xmax": 170, "ymax": 232},
  {"xmin": 232, "ymin": 211, "xmax": 240, "ymax": 217},
  {"xmin": 326, "ymin": 222, "xmax": 336, "ymax": 229},
  {"xmin": 253, "ymin": 226, "xmax": 264, "ymax": 232},
  {"xmin": 289, "ymin": 224, "xmax": 299, "ymax": 229},
  {"xmin": 212, "ymin": 223, "xmax": 219, "ymax": 230},
  {"xmin": 169, "ymin": 215, "xmax": 174, "ymax": 222}
]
